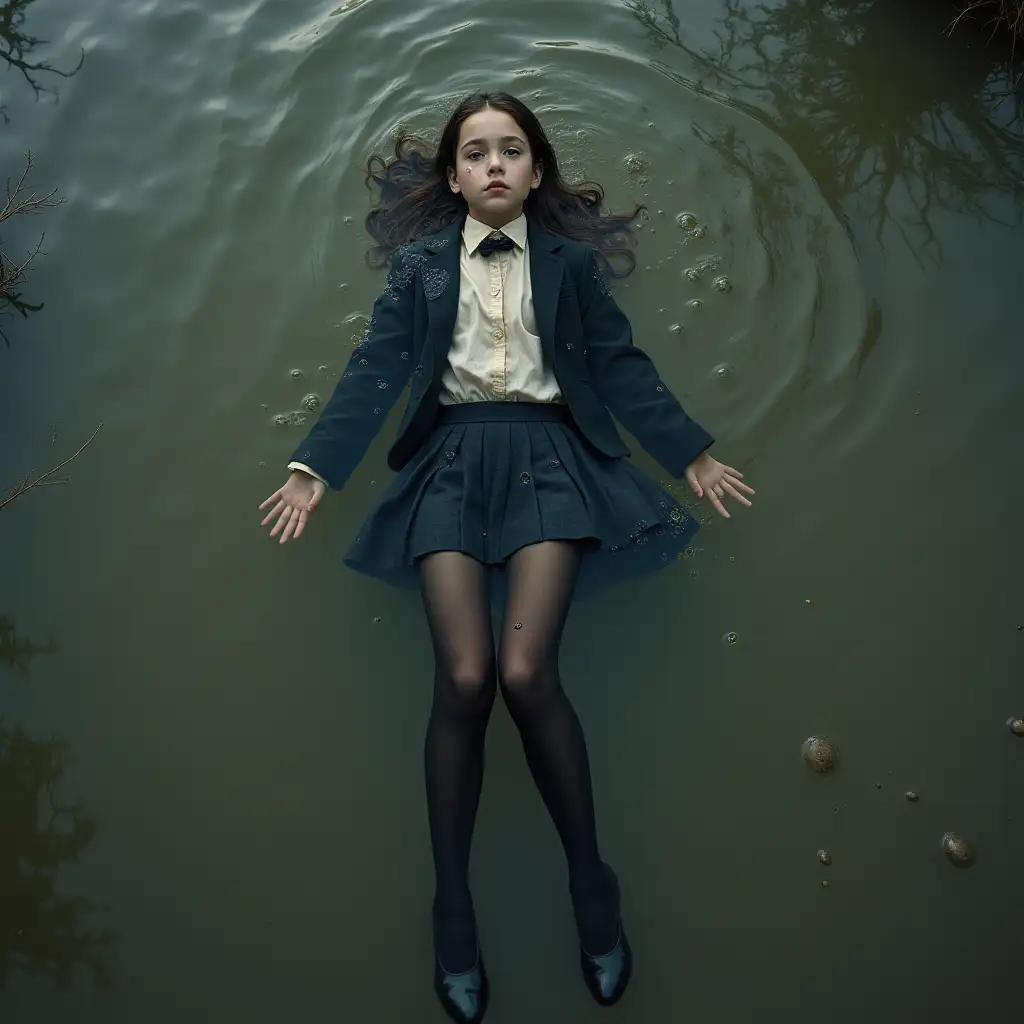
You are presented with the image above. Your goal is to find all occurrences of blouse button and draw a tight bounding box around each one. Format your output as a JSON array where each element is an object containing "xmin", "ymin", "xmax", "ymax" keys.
[{"xmin": 491, "ymin": 328, "xmax": 504, "ymax": 340}]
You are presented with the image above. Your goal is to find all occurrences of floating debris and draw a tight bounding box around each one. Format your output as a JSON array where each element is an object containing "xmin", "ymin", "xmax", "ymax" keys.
[
  {"xmin": 940, "ymin": 832, "xmax": 975, "ymax": 868},
  {"xmin": 802, "ymin": 735, "xmax": 839, "ymax": 774},
  {"xmin": 817, "ymin": 850, "xmax": 832, "ymax": 866},
  {"xmin": 905, "ymin": 791, "xmax": 919, "ymax": 802},
  {"xmin": 1007, "ymin": 717, "xmax": 1024, "ymax": 737}
]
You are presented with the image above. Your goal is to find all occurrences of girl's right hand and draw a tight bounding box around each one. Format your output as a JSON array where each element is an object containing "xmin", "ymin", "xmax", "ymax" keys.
[{"xmin": 259, "ymin": 470, "xmax": 326, "ymax": 544}]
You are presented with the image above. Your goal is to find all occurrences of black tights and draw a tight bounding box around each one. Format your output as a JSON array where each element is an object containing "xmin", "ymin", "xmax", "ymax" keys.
[{"xmin": 420, "ymin": 542, "xmax": 616, "ymax": 972}]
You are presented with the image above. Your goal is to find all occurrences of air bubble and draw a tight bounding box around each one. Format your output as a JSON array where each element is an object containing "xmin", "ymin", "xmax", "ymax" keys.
[
  {"xmin": 714, "ymin": 363, "xmax": 732, "ymax": 380},
  {"xmin": 669, "ymin": 323, "xmax": 683, "ymax": 334},
  {"xmin": 817, "ymin": 850, "xmax": 832, "ymax": 866},
  {"xmin": 676, "ymin": 212, "xmax": 698, "ymax": 230},
  {"xmin": 684, "ymin": 268, "xmax": 700, "ymax": 282},
  {"xmin": 373, "ymin": 616, "xmax": 382, "ymax": 624},
  {"xmin": 514, "ymin": 622, "xmax": 523, "ymax": 630},
  {"xmin": 520, "ymin": 472, "xmax": 531, "ymax": 484},
  {"xmin": 289, "ymin": 368, "xmax": 304, "ymax": 380},
  {"xmin": 1007, "ymin": 717, "xmax": 1024, "ymax": 736},
  {"xmin": 686, "ymin": 299, "xmax": 703, "ymax": 311},
  {"xmin": 722, "ymin": 631, "xmax": 739, "ymax": 645},
  {"xmin": 712, "ymin": 275, "xmax": 733, "ymax": 293},
  {"xmin": 940, "ymin": 832, "xmax": 975, "ymax": 868},
  {"xmin": 302, "ymin": 394, "xmax": 320, "ymax": 411},
  {"xmin": 801, "ymin": 736, "xmax": 839, "ymax": 774},
  {"xmin": 318, "ymin": 365, "xmax": 329, "ymax": 374},
  {"xmin": 690, "ymin": 225, "xmax": 707, "ymax": 240}
]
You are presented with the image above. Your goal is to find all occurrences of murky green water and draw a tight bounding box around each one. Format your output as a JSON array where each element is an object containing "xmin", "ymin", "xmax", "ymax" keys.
[{"xmin": 2, "ymin": 0, "xmax": 1022, "ymax": 1019}]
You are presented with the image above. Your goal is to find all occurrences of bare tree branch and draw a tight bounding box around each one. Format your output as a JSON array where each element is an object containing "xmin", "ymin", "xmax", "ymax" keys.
[{"xmin": 0, "ymin": 423, "xmax": 104, "ymax": 512}]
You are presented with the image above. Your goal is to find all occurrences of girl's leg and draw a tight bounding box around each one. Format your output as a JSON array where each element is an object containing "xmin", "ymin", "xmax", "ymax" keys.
[
  {"xmin": 496, "ymin": 541, "xmax": 619, "ymax": 956},
  {"xmin": 419, "ymin": 551, "xmax": 497, "ymax": 974}
]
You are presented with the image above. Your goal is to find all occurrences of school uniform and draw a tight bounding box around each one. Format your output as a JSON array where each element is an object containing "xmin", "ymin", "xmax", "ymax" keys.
[{"xmin": 289, "ymin": 212, "xmax": 714, "ymax": 594}]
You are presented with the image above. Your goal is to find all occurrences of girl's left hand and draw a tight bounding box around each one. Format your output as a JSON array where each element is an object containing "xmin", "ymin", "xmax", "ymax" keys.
[{"xmin": 684, "ymin": 451, "xmax": 755, "ymax": 519}]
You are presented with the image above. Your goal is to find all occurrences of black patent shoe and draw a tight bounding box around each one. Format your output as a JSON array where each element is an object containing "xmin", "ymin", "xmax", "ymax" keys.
[
  {"xmin": 433, "ymin": 947, "xmax": 489, "ymax": 1024},
  {"xmin": 579, "ymin": 925, "xmax": 633, "ymax": 1006},
  {"xmin": 573, "ymin": 867, "xmax": 633, "ymax": 1007}
]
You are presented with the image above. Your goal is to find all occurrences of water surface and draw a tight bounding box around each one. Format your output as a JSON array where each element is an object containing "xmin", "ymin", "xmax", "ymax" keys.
[{"xmin": 2, "ymin": 0, "xmax": 1022, "ymax": 1019}]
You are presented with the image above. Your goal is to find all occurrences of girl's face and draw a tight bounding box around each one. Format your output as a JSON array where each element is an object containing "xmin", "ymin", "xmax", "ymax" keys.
[{"xmin": 447, "ymin": 108, "xmax": 542, "ymax": 228}]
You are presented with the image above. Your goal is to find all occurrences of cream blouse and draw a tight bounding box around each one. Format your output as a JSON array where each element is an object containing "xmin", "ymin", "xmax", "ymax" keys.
[{"xmin": 289, "ymin": 213, "xmax": 562, "ymax": 484}]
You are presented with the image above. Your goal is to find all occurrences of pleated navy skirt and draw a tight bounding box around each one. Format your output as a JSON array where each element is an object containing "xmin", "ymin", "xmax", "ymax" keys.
[{"xmin": 344, "ymin": 402, "xmax": 699, "ymax": 597}]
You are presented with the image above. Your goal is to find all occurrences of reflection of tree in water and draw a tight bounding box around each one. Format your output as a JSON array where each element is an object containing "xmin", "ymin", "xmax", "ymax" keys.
[
  {"xmin": 0, "ymin": 0, "xmax": 84, "ymax": 121},
  {"xmin": 0, "ymin": 619, "xmax": 114, "ymax": 992},
  {"xmin": 625, "ymin": 0, "xmax": 1024, "ymax": 257}
]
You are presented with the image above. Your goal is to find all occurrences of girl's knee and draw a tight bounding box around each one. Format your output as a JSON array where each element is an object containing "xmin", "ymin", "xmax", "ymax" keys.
[
  {"xmin": 438, "ymin": 660, "xmax": 496, "ymax": 711},
  {"xmin": 497, "ymin": 653, "xmax": 552, "ymax": 700}
]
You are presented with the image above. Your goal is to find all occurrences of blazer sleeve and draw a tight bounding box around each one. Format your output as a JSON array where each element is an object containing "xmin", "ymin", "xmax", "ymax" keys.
[
  {"xmin": 288, "ymin": 249, "xmax": 416, "ymax": 489},
  {"xmin": 578, "ymin": 247, "xmax": 714, "ymax": 477}
]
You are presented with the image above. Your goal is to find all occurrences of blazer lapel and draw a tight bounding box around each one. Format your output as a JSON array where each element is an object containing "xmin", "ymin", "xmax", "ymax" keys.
[
  {"xmin": 527, "ymin": 220, "xmax": 564, "ymax": 362},
  {"xmin": 421, "ymin": 218, "xmax": 464, "ymax": 379}
]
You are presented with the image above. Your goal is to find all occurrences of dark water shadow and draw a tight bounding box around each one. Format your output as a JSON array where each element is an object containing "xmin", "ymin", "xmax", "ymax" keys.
[
  {"xmin": 625, "ymin": 0, "xmax": 1024, "ymax": 264},
  {"xmin": 0, "ymin": 617, "xmax": 115, "ymax": 993}
]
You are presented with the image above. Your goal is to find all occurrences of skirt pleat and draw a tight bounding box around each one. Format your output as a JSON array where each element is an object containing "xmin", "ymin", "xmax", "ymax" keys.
[{"xmin": 344, "ymin": 404, "xmax": 699, "ymax": 596}]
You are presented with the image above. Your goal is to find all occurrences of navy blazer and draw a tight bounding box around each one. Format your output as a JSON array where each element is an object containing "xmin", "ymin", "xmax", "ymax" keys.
[{"xmin": 291, "ymin": 215, "xmax": 714, "ymax": 489}]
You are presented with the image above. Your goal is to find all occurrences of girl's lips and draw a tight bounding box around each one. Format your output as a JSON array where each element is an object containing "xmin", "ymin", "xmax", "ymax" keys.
[{"xmin": 485, "ymin": 184, "xmax": 508, "ymax": 192}]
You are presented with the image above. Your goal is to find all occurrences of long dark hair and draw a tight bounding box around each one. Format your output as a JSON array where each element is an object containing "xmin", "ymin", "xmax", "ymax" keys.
[{"xmin": 363, "ymin": 92, "xmax": 643, "ymax": 279}]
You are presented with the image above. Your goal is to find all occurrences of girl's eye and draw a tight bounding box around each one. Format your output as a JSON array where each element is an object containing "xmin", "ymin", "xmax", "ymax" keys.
[{"xmin": 504, "ymin": 148, "xmax": 521, "ymax": 157}]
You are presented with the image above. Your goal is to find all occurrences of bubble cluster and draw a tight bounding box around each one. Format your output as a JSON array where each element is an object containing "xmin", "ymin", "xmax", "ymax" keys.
[
  {"xmin": 623, "ymin": 152, "xmax": 649, "ymax": 177},
  {"xmin": 272, "ymin": 411, "xmax": 309, "ymax": 428}
]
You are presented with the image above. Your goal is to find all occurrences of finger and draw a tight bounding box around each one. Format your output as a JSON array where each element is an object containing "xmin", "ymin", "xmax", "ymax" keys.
[
  {"xmin": 279, "ymin": 507, "xmax": 300, "ymax": 544},
  {"xmin": 713, "ymin": 483, "xmax": 725, "ymax": 499},
  {"xmin": 292, "ymin": 508, "xmax": 308, "ymax": 540},
  {"xmin": 258, "ymin": 489, "xmax": 283, "ymax": 512},
  {"xmin": 722, "ymin": 480, "xmax": 753, "ymax": 507},
  {"xmin": 725, "ymin": 474, "xmax": 756, "ymax": 495},
  {"xmin": 719, "ymin": 465, "xmax": 744, "ymax": 479},
  {"xmin": 709, "ymin": 491, "xmax": 731, "ymax": 518},
  {"xmin": 307, "ymin": 481, "xmax": 325, "ymax": 512},
  {"xmin": 269, "ymin": 504, "xmax": 294, "ymax": 538},
  {"xmin": 261, "ymin": 499, "xmax": 285, "ymax": 528},
  {"xmin": 685, "ymin": 466, "xmax": 702, "ymax": 498}
]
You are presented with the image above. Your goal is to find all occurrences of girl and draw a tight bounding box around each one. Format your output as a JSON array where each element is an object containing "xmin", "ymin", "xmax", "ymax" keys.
[{"xmin": 259, "ymin": 92, "xmax": 753, "ymax": 1022}]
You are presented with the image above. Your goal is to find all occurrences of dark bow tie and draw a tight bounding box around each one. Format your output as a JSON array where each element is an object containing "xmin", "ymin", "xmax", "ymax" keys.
[{"xmin": 478, "ymin": 233, "xmax": 516, "ymax": 258}]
